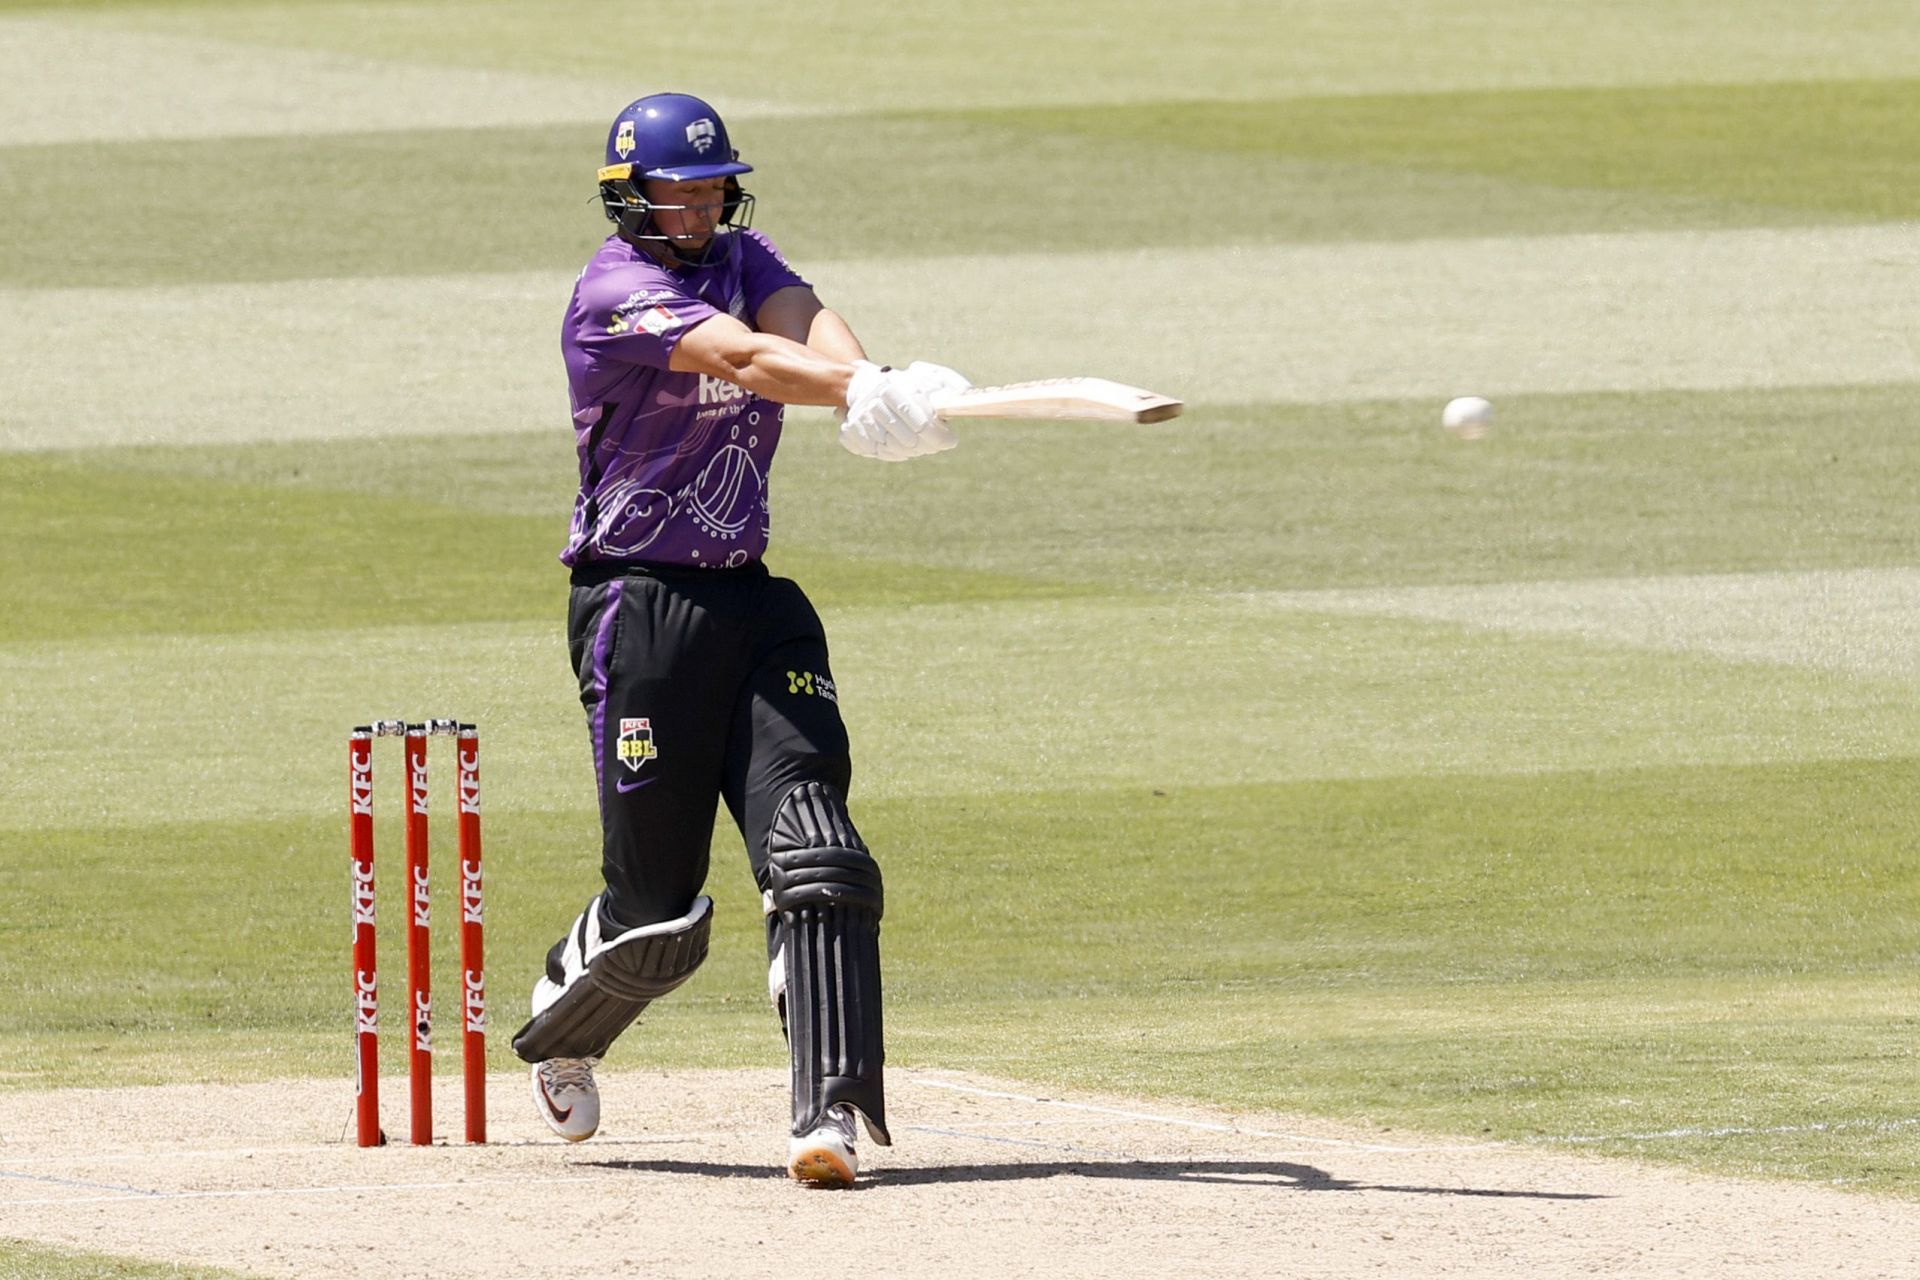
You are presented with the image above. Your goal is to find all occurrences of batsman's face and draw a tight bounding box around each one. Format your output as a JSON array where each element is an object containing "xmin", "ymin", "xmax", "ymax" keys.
[{"xmin": 643, "ymin": 177, "xmax": 728, "ymax": 248}]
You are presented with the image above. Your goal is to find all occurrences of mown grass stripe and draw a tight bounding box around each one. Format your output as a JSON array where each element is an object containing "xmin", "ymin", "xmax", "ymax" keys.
[
  {"xmin": 43, "ymin": 0, "xmax": 1920, "ymax": 106},
  {"xmin": 11, "ymin": 77, "xmax": 1920, "ymax": 289},
  {"xmin": 0, "ymin": 12, "xmax": 820, "ymax": 147},
  {"xmin": 0, "ymin": 15, "xmax": 604, "ymax": 146},
  {"xmin": 7, "ymin": 595, "xmax": 1918, "ymax": 833},
  {"xmin": 1244, "ymin": 568, "xmax": 1920, "ymax": 682},
  {"xmin": 48, "ymin": 384, "xmax": 1918, "ymax": 599},
  {"xmin": 0, "ymin": 450, "xmax": 1074, "ymax": 640},
  {"xmin": 7, "ymin": 225, "xmax": 1920, "ymax": 453},
  {"xmin": 966, "ymin": 79, "xmax": 1920, "ymax": 222},
  {"xmin": 7, "ymin": 760, "xmax": 1915, "ymax": 1012}
]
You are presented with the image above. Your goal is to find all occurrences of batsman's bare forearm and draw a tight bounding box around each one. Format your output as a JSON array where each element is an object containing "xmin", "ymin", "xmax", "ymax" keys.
[
  {"xmin": 803, "ymin": 307, "xmax": 867, "ymax": 364},
  {"xmin": 756, "ymin": 284, "xmax": 868, "ymax": 364},
  {"xmin": 669, "ymin": 313, "xmax": 856, "ymax": 406}
]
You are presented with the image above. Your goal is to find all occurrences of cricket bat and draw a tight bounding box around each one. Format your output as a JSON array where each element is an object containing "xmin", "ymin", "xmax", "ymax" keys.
[{"xmin": 930, "ymin": 377, "xmax": 1183, "ymax": 424}]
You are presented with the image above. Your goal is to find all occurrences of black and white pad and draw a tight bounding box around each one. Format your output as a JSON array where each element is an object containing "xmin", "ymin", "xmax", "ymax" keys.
[
  {"xmin": 512, "ymin": 895, "xmax": 712, "ymax": 1063},
  {"xmin": 766, "ymin": 782, "xmax": 890, "ymax": 1145}
]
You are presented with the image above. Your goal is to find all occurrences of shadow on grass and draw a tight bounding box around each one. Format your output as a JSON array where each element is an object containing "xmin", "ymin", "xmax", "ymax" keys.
[{"xmin": 583, "ymin": 1157, "xmax": 1608, "ymax": 1199}]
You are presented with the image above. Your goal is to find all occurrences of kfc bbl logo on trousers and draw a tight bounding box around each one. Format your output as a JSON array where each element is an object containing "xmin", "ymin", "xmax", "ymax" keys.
[{"xmin": 618, "ymin": 717, "xmax": 657, "ymax": 772}]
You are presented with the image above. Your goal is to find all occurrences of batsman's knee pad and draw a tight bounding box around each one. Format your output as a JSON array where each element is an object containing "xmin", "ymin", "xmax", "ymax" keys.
[
  {"xmin": 766, "ymin": 782, "xmax": 890, "ymax": 1145},
  {"xmin": 511, "ymin": 894, "xmax": 712, "ymax": 1063}
]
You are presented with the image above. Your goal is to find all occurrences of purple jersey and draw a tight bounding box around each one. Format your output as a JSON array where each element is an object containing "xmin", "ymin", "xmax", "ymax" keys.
[{"xmin": 559, "ymin": 229, "xmax": 808, "ymax": 569}]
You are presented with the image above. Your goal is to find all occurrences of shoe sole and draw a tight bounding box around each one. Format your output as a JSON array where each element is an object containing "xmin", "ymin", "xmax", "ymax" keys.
[{"xmin": 788, "ymin": 1147, "xmax": 856, "ymax": 1187}]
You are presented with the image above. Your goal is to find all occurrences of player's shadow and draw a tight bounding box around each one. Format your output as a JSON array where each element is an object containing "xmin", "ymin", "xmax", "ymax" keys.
[{"xmin": 583, "ymin": 1157, "xmax": 1608, "ymax": 1199}]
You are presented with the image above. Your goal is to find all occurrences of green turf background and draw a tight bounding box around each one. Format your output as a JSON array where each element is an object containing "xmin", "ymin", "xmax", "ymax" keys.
[
  {"xmin": 2, "ymin": 19, "xmax": 1915, "ymax": 1276},
  {"xmin": 0, "ymin": 1243, "xmax": 256, "ymax": 1280}
]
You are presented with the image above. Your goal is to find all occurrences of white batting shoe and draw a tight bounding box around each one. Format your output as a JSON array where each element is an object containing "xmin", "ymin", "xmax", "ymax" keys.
[
  {"xmin": 531, "ymin": 1057, "xmax": 600, "ymax": 1142},
  {"xmin": 788, "ymin": 1103, "xmax": 859, "ymax": 1187}
]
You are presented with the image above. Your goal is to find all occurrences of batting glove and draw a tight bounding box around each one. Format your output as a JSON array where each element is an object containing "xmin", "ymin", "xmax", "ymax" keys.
[
  {"xmin": 838, "ymin": 361, "xmax": 959, "ymax": 462},
  {"xmin": 901, "ymin": 360, "xmax": 971, "ymax": 398}
]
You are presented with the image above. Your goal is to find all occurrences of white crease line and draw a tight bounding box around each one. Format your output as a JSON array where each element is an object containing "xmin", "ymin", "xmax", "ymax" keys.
[
  {"xmin": 911, "ymin": 1080, "xmax": 1484, "ymax": 1154},
  {"xmin": 0, "ymin": 1170, "xmax": 641, "ymax": 1208},
  {"xmin": 0, "ymin": 1169, "xmax": 159, "ymax": 1197},
  {"xmin": 0, "ymin": 1133, "xmax": 709, "ymax": 1167}
]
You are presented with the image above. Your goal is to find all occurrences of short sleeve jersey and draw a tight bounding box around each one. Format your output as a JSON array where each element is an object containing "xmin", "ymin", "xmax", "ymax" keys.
[{"xmin": 559, "ymin": 229, "xmax": 807, "ymax": 569}]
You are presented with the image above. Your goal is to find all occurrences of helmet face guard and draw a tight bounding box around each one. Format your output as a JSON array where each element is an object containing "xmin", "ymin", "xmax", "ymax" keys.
[
  {"xmin": 598, "ymin": 92, "xmax": 756, "ymax": 267},
  {"xmin": 597, "ymin": 167, "xmax": 756, "ymax": 266}
]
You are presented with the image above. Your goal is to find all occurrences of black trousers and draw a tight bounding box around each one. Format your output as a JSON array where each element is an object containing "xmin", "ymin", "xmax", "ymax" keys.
[{"xmin": 565, "ymin": 562, "xmax": 855, "ymax": 935}]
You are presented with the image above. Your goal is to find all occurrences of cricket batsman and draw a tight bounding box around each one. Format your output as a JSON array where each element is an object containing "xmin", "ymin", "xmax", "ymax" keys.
[{"xmin": 509, "ymin": 92, "xmax": 965, "ymax": 1187}]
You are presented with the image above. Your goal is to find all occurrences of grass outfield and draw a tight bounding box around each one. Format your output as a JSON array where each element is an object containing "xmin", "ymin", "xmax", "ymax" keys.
[
  {"xmin": 5, "ymin": 402, "xmax": 1915, "ymax": 1198},
  {"xmin": 0, "ymin": 1243, "xmax": 254, "ymax": 1280},
  {"xmin": 2, "ymin": 15, "xmax": 1917, "ymax": 1277}
]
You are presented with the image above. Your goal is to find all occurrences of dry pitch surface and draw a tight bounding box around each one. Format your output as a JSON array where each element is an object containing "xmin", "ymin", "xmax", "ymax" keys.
[{"xmin": 1, "ymin": 1070, "xmax": 1913, "ymax": 1278}]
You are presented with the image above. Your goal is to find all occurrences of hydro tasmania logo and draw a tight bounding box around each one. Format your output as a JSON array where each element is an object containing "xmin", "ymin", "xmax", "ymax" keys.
[
  {"xmin": 786, "ymin": 670, "xmax": 838, "ymax": 704},
  {"xmin": 686, "ymin": 118, "xmax": 717, "ymax": 153}
]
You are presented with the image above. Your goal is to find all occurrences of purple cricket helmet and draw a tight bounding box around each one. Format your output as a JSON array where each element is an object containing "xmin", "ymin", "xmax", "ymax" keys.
[
  {"xmin": 603, "ymin": 92, "xmax": 753, "ymax": 180},
  {"xmin": 597, "ymin": 92, "xmax": 756, "ymax": 262}
]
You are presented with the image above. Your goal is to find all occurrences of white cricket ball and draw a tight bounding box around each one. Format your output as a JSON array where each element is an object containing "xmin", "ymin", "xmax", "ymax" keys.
[{"xmin": 1442, "ymin": 396, "xmax": 1492, "ymax": 439}]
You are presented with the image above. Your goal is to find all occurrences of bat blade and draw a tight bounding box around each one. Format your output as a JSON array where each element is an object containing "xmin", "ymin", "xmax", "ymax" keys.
[{"xmin": 930, "ymin": 377, "xmax": 1184, "ymax": 424}]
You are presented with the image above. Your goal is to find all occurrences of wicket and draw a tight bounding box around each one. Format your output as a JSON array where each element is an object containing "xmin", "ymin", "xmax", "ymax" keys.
[{"xmin": 348, "ymin": 719, "xmax": 487, "ymax": 1147}]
